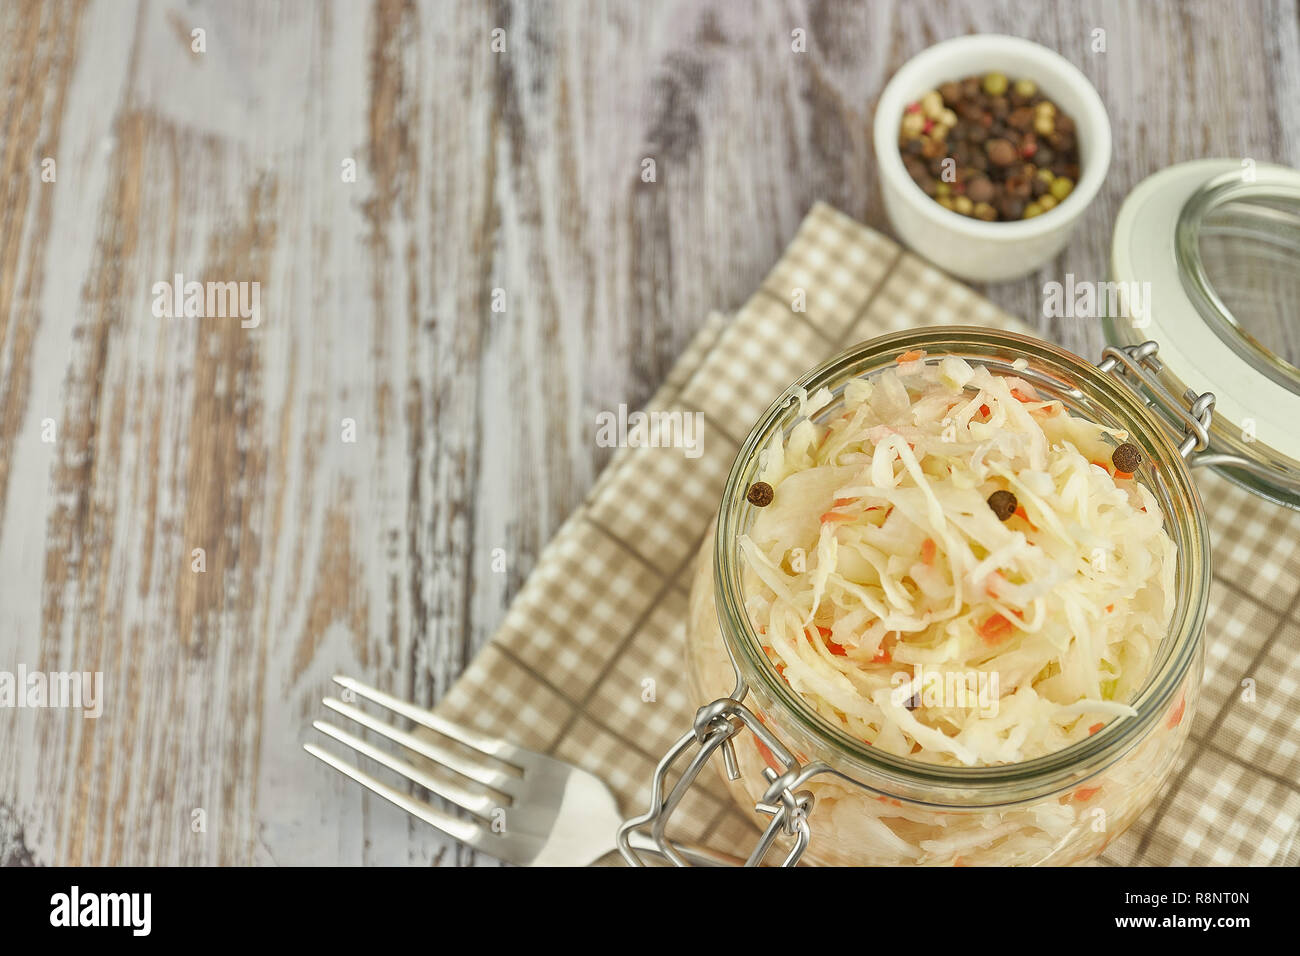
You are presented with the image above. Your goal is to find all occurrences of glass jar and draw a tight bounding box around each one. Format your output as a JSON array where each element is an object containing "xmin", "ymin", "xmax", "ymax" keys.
[
  {"xmin": 617, "ymin": 160, "xmax": 1299, "ymax": 868},
  {"xmin": 683, "ymin": 327, "xmax": 1209, "ymax": 867}
]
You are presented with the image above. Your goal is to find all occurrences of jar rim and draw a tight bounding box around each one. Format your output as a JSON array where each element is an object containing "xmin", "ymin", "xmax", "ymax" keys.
[{"xmin": 712, "ymin": 326, "xmax": 1210, "ymax": 802}]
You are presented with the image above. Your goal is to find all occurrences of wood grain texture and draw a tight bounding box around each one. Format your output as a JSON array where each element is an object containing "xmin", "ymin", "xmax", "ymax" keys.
[{"xmin": 1, "ymin": 0, "xmax": 1296, "ymax": 865}]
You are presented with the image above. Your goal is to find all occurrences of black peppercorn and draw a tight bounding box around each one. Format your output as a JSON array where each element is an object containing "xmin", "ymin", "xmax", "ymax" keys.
[
  {"xmin": 1111, "ymin": 442, "xmax": 1143, "ymax": 473},
  {"xmin": 746, "ymin": 481, "xmax": 774, "ymax": 507},
  {"xmin": 987, "ymin": 489, "xmax": 1018, "ymax": 521}
]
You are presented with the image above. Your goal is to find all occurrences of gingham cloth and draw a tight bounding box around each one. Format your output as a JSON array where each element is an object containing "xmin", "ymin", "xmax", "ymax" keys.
[{"xmin": 436, "ymin": 202, "xmax": 1300, "ymax": 866}]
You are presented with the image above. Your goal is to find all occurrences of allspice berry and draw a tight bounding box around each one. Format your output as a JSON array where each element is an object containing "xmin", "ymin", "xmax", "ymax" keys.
[
  {"xmin": 987, "ymin": 489, "xmax": 1018, "ymax": 521},
  {"xmin": 746, "ymin": 481, "xmax": 775, "ymax": 507},
  {"xmin": 967, "ymin": 176, "xmax": 996, "ymax": 204},
  {"xmin": 1111, "ymin": 443, "xmax": 1143, "ymax": 473},
  {"xmin": 986, "ymin": 138, "xmax": 1018, "ymax": 166}
]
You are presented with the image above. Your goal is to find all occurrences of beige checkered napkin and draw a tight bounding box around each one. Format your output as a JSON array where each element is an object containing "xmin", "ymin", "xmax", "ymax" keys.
[{"xmin": 436, "ymin": 201, "xmax": 1300, "ymax": 866}]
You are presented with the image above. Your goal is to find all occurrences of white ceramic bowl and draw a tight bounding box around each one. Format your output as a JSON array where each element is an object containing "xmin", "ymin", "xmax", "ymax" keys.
[{"xmin": 873, "ymin": 34, "xmax": 1111, "ymax": 282}]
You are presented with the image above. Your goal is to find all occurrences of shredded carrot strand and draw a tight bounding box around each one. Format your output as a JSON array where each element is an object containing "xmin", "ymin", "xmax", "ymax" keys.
[
  {"xmin": 1167, "ymin": 694, "xmax": 1186, "ymax": 729},
  {"xmin": 755, "ymin": 738, "xmax": 783, "ymax": 773},
  {"xmin": 977, "ymin": 614, "xmax": 1014, "ymax": 644},
  {"xmin": 820, "ymin": 511, "xmax": 856, "ymax": 523},
  {"xmin": 810, "ymin": 626, "xmax": 847, "ymax": 656},
  {"xmin": 1014, "ymin": 505, "xmax": 1038, "ymax": 531}
]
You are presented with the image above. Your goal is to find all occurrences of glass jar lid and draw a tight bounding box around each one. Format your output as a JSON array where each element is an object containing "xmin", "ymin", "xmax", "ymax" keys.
[{"xmin": 1109, "ymin": 159, "xmax": 1300, "ymax": 507}]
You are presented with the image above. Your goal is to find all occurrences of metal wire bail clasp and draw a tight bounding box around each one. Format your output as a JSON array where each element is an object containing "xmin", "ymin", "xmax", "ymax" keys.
[
  {"xmin": 1098, "ymin": 340, "xmax": 1216, "ymax": 459},
  {"xmin": 617, "ymin": 695, "xmax": 819, "ymax": 867}
]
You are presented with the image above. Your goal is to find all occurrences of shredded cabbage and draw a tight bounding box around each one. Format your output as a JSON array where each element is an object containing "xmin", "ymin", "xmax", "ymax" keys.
[{"xmin": 740, "ymin": 351, "xmax": 1175, "ymax": 767}]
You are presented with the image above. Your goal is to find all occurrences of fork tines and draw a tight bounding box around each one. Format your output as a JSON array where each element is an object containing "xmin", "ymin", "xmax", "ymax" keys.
[{"xmin": 304, "ymin": 676, "xmax": 515, "ymax": 853}]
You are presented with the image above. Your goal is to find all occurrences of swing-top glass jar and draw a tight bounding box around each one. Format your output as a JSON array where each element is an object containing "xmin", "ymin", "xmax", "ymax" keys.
[
  {"xmin": 684, "ymin": 329, "xmax": 1208, "ymax": 867},
  {"xmin": 618, "ymin": 160, "xmax": 1300, "ymax": 867}
]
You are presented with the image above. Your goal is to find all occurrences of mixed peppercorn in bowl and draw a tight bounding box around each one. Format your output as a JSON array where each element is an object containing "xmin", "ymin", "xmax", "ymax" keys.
[
  {"xmin": 898, "ymin": 71, "xmax": 1082, "ymax": 222},
  {"xmin": 872, "ymin": 34, "xmax": 1111, "ymax": 280}
]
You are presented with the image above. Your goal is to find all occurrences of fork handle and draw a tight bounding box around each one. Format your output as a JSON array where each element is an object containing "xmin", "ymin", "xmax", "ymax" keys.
[{"xmin": 624, "ymin": 830, "xmax": 747, "ymax": 867}]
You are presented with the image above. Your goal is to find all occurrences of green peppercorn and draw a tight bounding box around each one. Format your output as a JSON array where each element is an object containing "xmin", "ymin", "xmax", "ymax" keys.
[
  {"xmin": 746, "ymin": 481, "xmax": 774, "ymax": 507},
  {"xmin": 988, "ymin": 489, "xmax": 1018, "ymax": 521},
  {"xmin": 1013, "ymin": 78, "xmax": 1037, "ymax": 99},
  {"xmin": 982, "ymin": 71, "xmax": 1009, "ymax": 96},
  {"xmin": 1023, "ymin": 202, "xmax": 1044, "ymax": 218},
  {"xmin": 935, "ymin": 181, "xmax": 952, "ymax": 198},
  {"xmin": 1049, "ymin": 176, "xmax": 1075, "ymax": 201},
  {"xmin": 1038, "ymin": 194, "xmax": 1058, "ymax": 211}
]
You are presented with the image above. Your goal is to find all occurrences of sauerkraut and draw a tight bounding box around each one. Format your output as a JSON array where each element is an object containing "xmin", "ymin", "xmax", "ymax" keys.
[
  {"xmin": 687, "ymin": 521, "xmax": 1197, "ymax": 866},
  {"xmin": 739, "ymin": 350, "xmax": 1175, "ymax": 767}
]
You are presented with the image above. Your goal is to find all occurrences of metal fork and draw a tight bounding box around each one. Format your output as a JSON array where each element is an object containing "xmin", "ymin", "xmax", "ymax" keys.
[{"xmin": 304, "ymin": 675, "xmax": 740, "ymax": 866}]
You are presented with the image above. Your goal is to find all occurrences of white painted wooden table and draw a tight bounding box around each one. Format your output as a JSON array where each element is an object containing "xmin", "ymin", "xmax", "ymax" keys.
[{"xmin": 2, "ymin": 0, "xmax": 1297, "ymax": 865}]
